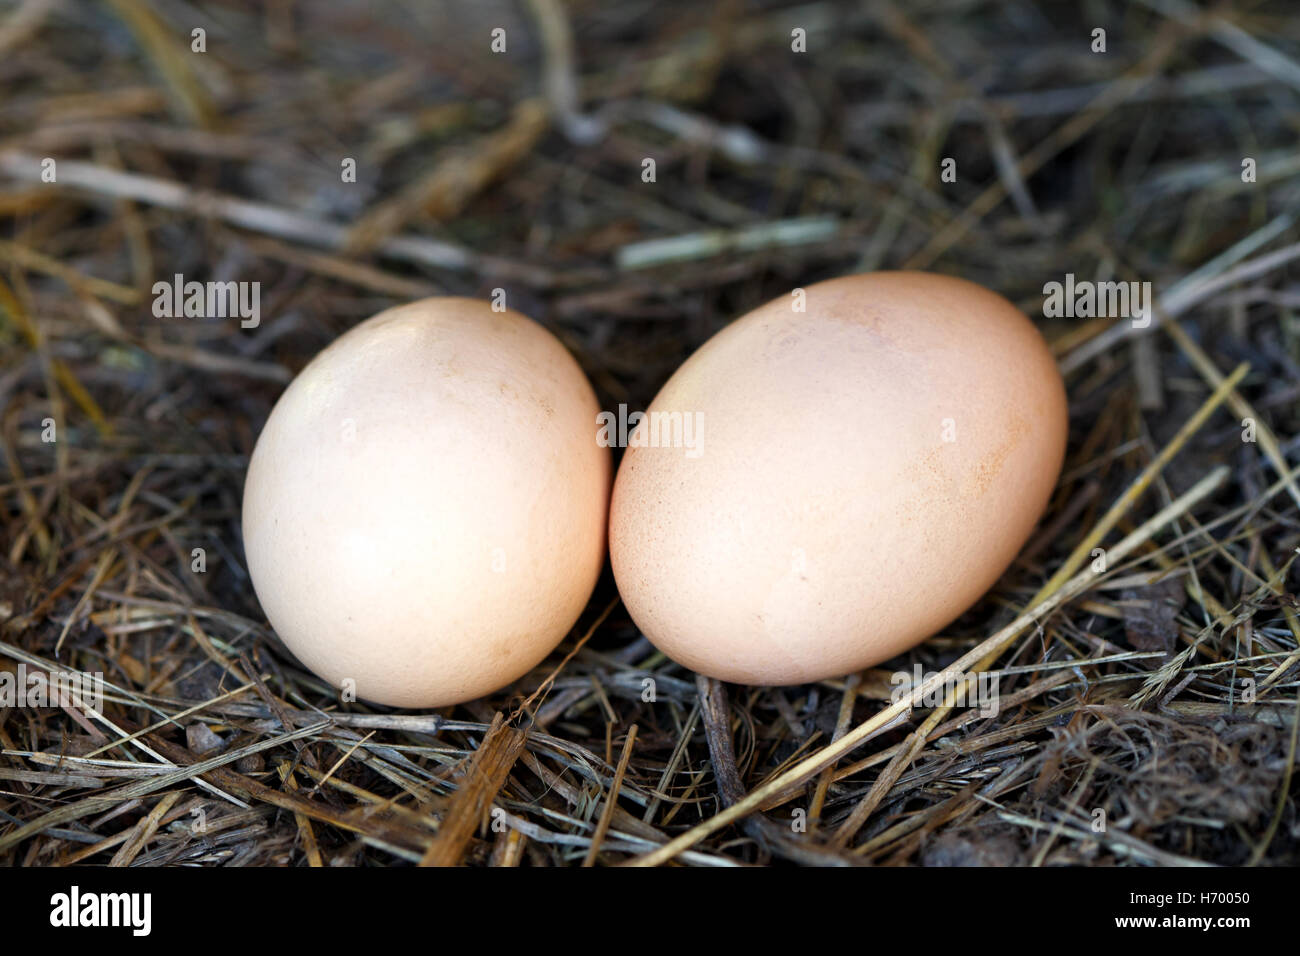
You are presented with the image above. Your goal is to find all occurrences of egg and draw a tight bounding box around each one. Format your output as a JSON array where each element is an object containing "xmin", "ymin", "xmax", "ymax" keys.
[
  {"xmin": 609, "ymin": 271, "xmax": 1067, "ymax": 685},
  {"xmin": 242, "ymin": 298, "xmax": 610, "ymax": 708}
]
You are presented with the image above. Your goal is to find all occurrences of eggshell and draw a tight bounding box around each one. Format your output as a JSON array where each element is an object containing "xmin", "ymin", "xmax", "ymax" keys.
[
  {"xmin": 609, "ymin": 272, "xmax": 1067, "ymax": 685},
  {"xmin": 242, "ymin": 298, "xmax": 610, "ymax": 708}
]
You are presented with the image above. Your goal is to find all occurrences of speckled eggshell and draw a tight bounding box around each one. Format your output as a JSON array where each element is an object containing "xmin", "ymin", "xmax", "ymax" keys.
[
  {"xmin": 242, "ymin": 298, "xmax": 610, "ymax": 708},
  {"xmin": 609, "ymin": 272, "xmax": 1067, "ymax": 685}
]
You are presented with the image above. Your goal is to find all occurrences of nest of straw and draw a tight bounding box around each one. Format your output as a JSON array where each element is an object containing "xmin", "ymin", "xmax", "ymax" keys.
[{"xmin": 1, "ymin": 0, "xmax": 1298, "ymax": 866}]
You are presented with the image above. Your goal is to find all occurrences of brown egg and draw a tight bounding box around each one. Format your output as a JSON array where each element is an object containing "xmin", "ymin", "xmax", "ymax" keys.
[
  {"xmin": 242, "ymin": 298, "xmax": 610, "ymax": 708},
  {"xmin": 609, "ymin": 272, "xmax": 1067, "ymax": 685}
]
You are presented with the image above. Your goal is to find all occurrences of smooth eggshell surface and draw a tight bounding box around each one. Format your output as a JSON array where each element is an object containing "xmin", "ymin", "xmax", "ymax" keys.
[
  {"xmin": 243, "ymin": 298, "xmax": 610, "ymax": 708},
  {"xmin": 609, "ymin": 272, "xmax": 1067, "ymax": 685}
]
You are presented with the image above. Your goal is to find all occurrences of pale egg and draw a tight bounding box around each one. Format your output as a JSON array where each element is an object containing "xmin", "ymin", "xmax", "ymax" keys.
[
  {"xmin": 608, "ymin": 272, "xmax": 1068, "ymax": 685},
  {"xmin": 242, "ymin": 298, "xmax": 610, "ymax": 708}
]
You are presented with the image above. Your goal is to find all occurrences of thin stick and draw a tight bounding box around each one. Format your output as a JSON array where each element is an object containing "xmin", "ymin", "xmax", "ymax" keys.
[
  {"xmin": 1060, "ymin": 236, "xmax": 1300, "ymax": 373},
  {"xmin": 1162, "ymin": 322, "xmax": 1300, "ymax": 511},
  {"xmin": 809, "ymin": 672, "xmax": 860, "ymax": 825},
  {"xmin": 1040, "ymin": 362, "xmax": 1247, "ymax": 595},
  {"xmin": 0, "ymin": 151, "xmax": 554, "ymax": 286},
  {"xmin": 583, "ymin": 724, "xmax": 638, "ymax": 866},
  {"xmin": 420, "ymin": 713, "xmax": 528, "ymax": 867}
]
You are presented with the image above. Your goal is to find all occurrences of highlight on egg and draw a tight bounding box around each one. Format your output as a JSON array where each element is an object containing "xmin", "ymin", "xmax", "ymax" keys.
[
  {"xmin": 608, "ymin": 271, "xmax": 1068, "ymax": 686},
  {"xmin": 241, "ymin": 297, "xmax": 611, "ymax": 708}
]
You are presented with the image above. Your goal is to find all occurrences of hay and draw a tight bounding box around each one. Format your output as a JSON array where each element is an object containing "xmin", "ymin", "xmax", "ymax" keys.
[{"xmin": 1, "ymin": 0, "xmax": 1297, "ymax": 866}]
